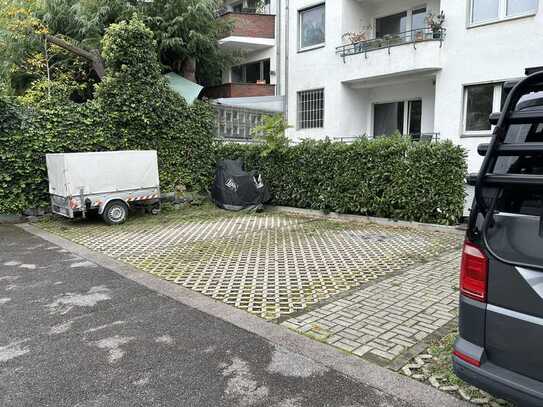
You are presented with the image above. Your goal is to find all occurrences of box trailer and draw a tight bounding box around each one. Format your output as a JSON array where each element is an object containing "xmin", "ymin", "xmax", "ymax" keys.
[{"xmin": 46, "ymin": 150, "xmax": 160, "ymax": 225}]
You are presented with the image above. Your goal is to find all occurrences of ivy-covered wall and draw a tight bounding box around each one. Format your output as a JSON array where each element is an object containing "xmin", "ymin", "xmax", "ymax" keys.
[
  {"xmin": 0, "ymin": 18, "xmax": 215, "ymax": 214},
  {"xmin": 216, "ymin": 138, "xmax": 467, "ymax": 225}
]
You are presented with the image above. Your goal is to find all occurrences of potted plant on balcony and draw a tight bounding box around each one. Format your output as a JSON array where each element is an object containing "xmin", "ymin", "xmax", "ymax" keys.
[
  {"xmin": 425, "ymin": 11, "xmax": 445, "ymax": 39},
  {"xmin": 342, "ymin": 25, "xmax": 372, "ymax": 54}
]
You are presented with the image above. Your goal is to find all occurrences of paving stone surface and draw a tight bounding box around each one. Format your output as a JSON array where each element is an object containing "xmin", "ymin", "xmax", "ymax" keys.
[
  {"xmin": 282, "ymin": 252, "xmax": 461, "ymax": 364},
  {"xmin": 38, "ymin": 208, "xmax": 461, "ymax": 320}
]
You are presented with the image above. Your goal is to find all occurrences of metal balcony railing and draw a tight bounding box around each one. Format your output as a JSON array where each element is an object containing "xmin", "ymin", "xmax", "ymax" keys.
[
  {"xmin": 336, "ymin": 27, "xmax": 446, "ymax": 60},
  {"xmin": 333, "ymin": 133, "xmax": 440, "ymax": 143},
  {"xmin": 213, "ymin": 104, "xmax": 268, "ymax": 141}
]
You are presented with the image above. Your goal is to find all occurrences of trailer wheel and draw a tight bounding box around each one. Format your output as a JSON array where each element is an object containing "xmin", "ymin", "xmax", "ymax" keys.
[{"xmin": 102, "ymin": 201, "xmax": 128, "ymax": 225}]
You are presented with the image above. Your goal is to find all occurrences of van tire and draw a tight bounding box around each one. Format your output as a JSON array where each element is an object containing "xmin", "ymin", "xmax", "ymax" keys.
[{"xmin": 102, "ymin": 201, "xmax": 128, "ymax": 225}]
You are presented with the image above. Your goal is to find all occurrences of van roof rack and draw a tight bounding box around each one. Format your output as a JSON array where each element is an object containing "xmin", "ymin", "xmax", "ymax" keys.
[{"xmin": 473, "ymin": 70, "xmax": 543, "ymax": 218}]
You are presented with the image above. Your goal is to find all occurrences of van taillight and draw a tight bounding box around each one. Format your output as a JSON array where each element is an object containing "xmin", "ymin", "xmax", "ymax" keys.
[{"xmin": 460, "ymin": 241, "xmax": 488, "ymax": 302}]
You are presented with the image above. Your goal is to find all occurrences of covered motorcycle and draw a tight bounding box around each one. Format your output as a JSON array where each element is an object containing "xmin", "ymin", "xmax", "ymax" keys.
[{"xmin": 211, "ymin": 159, "xmax": 271, "ymax": 211}]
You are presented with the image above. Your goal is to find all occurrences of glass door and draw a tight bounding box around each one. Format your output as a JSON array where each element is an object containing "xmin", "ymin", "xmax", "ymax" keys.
[
  {"xmin": 411, "ymin": 7, "xmax": 427, "ymax": 41},
  {"xmin": 408, "ymin": 100, "xmax": 422, "ymax": 139},
  {"xmin": 373, "ymin": 102, "xmax": 405, "ymax": 137}
]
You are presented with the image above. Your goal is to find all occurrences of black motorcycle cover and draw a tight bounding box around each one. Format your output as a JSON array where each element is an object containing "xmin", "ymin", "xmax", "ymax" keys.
[{"xmin": 211, "ymin": 159, "xmax": 271, "ymax": 211}]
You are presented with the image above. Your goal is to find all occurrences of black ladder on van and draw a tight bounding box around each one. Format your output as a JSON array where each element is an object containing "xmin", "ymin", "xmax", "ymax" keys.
[{"xmin": 470, "ymin": 68, "xmax": 543, "ymax": 222}]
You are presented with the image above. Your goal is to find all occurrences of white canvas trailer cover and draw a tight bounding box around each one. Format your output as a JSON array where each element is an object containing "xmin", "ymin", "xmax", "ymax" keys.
[{"xmin": 46, "ymin": 150, "xmax": 159, "ymax": 197}]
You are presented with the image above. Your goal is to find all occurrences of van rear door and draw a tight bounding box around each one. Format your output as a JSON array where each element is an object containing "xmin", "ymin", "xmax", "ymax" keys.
[{"xmin": 482, "ymin": 113, "xmax": 543, "ymax": 382}]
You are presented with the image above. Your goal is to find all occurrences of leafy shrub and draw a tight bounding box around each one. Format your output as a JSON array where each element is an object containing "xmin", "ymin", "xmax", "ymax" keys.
[
  {"xmin": 250, "ymin": 113, "xmax": 291, "ymax": 158},
  {"xmin": 0, "ymin": 17, "xmax": 215, "ymax": 214},
  {"xmin": 216, "ymin": 137, "xmax": 467, "ymax": 225}
]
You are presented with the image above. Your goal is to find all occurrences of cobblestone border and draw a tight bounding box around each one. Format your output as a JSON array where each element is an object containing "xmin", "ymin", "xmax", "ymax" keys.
[{"xmin": 282, "ymin": 252, "xmax": 461, "ymax": 367}]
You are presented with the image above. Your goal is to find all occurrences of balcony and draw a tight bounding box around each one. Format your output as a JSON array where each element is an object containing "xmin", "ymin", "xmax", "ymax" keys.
[
  {"xmin": 336, "ymin": 27, "xmax": 445, "ymax": 88},
  {"xmin": 203, "ymin": 83, "xmax": 276, "ymax": 99},
  {"xmin": 218, "ymin": 12, "xmax": 275, "ymax": 51},
  {"xmin": 337, "ymin": 27, "xmax": 445, "ymax": 60}
]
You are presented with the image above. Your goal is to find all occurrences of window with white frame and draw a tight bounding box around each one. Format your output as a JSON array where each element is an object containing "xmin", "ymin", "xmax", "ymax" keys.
[
  {"xmin": 470, "ymin": 0, "xmax": 538, "ymax": 25},
  {"xmin": 297, "ymin": 89, "xmax": 324, "ymax": 129},
  {"xmin": 463, "ymin": 83, "xmax": 505, "ymax": 134},
  {"xmin": 373, "ymin": 100, "xmax": 422, "ymax": 138},
  {"xmin": 299, "ymin": 4, "xmax": 325, "ymax": 50},
  {"xmin": 231, "ymin": 59, "xmax": 271, "ymax": 83}
]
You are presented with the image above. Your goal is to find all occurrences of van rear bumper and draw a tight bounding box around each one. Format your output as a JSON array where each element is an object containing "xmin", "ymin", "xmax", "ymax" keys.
[{"xmin": 453, "ymin": 348, "xmax": 543, "ymax": 407}]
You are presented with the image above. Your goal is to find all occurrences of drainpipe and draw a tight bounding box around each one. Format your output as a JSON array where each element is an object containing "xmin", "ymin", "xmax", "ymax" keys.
[
  {"xmin": 283, "ymin": 0, "xmax": 290, "ymax": 121},
  {"xmin": 276, "ymin": 0, "xmax": 281, "ymax": 98}
]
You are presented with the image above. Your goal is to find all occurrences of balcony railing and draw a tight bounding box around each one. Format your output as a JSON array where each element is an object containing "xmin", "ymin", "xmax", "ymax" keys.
[
  {"xmin": 333, "ymin": 133, "xmax": 440, "ymax": 143},
  {"xmin": 336, "ymin": 27, "xmax": 445, "ymax": 60},
  {"xmin": 213, "ymin": 104, "xmax": 268, "ymax": 141}
]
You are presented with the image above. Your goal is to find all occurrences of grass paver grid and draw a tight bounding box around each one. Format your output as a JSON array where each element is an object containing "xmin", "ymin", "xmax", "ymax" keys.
[{"xmin": 39, "ymin": 206, "xmax": 461, "ymax": 320}]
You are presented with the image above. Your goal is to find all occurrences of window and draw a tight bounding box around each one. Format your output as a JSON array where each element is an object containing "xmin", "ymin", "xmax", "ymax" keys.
[
  {"xmin": 297, "ymin": 89, "xmax": 324, "ymax": 129},
  {"xmin": 245, "ymin": 61, "xmax": 261, "ymax": 83},
  {"xmin": 408, "ymin": 100, "xmax": 422, "ymax": 137},
  {"xmin": 412, "ymin": 7, "xmax": 427, "ymax": 30},
  {"xmin": 230, "ymin": 59, "xmax": 271, "ymax": 83},
  {"xmin": 375, "ymin": 7, "xmax": 427, "ymax": 42},
  {"xmin": 507, "ymin": 0, "xmax": 538, "ymax": 15},
  {"xmin": 463, "ymin": 83, "xmax": 504, "ymax": 134},
  {"xmin": 470, "ymin": 0, "xmax": 538, "ymax": 25},
  {"xmin": 373, "ymin": 100, "xmax": 423, "ymax": 138},
  {"xmin": 299, "ymin": 4, "xmax": 325, "ymax": 50},
  {"xmin": 230, "ymin": 0, "xmax": 270, "ymax": 13},
  {"xmin": 376, "ymin": 12, "xmax": 407, "ymax": 38},
  {"xmin": 471, "ymin": 0, "xmax": 500, "ymax": 23},
  {"xmin": 374, "ymin": 102, "xmax": 404, "ymax": 136}
]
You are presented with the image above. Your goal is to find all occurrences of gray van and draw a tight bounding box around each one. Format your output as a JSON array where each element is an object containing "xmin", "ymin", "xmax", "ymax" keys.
[{"xmin": 453, "ymin": 68, "xmax": 543, "ymax": 406}]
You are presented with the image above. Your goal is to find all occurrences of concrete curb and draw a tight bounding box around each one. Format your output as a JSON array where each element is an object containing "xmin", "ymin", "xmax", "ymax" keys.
[
  {"xmin": 0, "ymin": 214, "xmax": 26, "ymax": 225},
  {"xmin": 266, "ymin": 205, "xmax": 467, "ymax": 236},
  {"xmin": 19, "ymin": 223, "xmax": 470, "ymax": 407}
]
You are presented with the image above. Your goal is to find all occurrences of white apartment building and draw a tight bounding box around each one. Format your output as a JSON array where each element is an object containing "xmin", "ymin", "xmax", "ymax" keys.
[{"xmin": 210, "ymin": 0, "xmax": 543, "ymax": 175}]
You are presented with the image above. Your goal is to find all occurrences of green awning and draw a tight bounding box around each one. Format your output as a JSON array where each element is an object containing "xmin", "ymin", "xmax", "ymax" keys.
[{"xmin": 164, "ymin": 72, "xmax": 203, "ymax": 105}]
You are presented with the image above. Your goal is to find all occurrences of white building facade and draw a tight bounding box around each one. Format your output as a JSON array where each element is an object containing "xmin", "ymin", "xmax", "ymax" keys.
[
  {"xmin": 212, "ymin": 0, "xmax": 543, "ymax": 175},
  {"xmin": 282, "ymin": 0, "xmax": 542, "ymax": 175}
]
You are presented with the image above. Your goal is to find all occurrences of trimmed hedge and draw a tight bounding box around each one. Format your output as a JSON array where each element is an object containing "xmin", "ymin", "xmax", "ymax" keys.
[
  {"xmin": 216, "ymin": 137, "xmax": 467, "ymax": 225},
  {"xmin": 0, "ymin": 18, "xmax": 215, "ymax": 214}
]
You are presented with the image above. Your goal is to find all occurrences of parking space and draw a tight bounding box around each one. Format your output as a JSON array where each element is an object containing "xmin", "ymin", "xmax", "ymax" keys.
[{"xmin": 38, "ymin": 206, "xmax": 461, "ymax": 320}]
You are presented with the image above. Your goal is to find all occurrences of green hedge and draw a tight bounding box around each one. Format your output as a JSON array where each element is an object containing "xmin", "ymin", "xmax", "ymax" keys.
[
  {"xmin": 0, "ymin": 17, "xmax": 215, "ymax": 214},
  {"xmin": 216, "ymin": 137, "xmax": 467, "ymax": 225}
]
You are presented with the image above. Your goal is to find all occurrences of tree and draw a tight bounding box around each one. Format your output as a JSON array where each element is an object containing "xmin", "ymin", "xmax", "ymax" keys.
[
  {"xmin": 0, "ymin": 0, "xmax": 101, "ymax": 97},
  {"xmin": 0, "ymin": 0, "xmax": 45, "ymax": 94},
  {"xmin": 140, "ymin": 0, "xmax": 235, "ymax": 85},
  {"xmin": 38, "ymin": 0, "xmax": 142, "ymax": 79}
]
